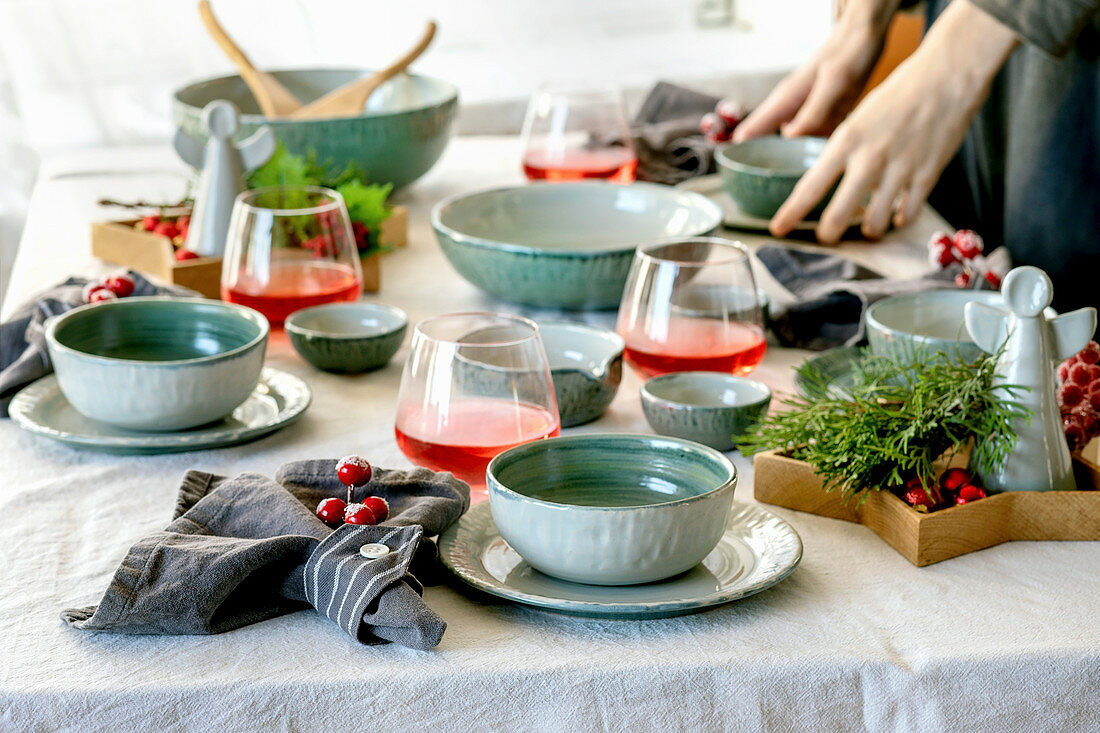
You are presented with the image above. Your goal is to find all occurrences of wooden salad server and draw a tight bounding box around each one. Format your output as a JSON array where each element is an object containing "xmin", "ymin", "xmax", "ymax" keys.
[
  {"xmin": 198, "ymin": 0, "xmax": 303, "ymax": 118},
  {"xmin": 290, "ymin": 20, "xmax": 437, "ymax": 119}
]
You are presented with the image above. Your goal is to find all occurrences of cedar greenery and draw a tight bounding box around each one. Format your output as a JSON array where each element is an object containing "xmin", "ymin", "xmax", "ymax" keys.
[{"xmin": 738, "ymin": 348, "xmax": 1030, "ymax": 503}]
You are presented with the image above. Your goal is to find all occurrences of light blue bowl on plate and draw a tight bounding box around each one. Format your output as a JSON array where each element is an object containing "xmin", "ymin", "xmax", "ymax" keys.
[
  {"xmin": 539, "ymin": 322, "xmax": 624, "ymax": 427},
  {"xmin": 285, "ymin": 302, "xmax": 407, "ymax": 373},
  {"xmin": 44, "ymin": 297, "xmax": 268, "ymax": 431},
  {"xmin": 431, "ymin": 182, "xmax": 723, "ymax": 309},
  {"xmin": 641, "ymin": 372, "xmax": 772, "ymax": 452},
  {"xmin": 487, "ymin": 434, "xmax": 737, "ymax": 585},
  {"xmin": 715, "ymin": 136, "xmax": 829, "ymax": 219}
]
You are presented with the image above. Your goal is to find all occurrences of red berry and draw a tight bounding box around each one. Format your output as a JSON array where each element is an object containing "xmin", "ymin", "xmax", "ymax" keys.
[
  {"xmin": 336, "ymin": 455, "xmax": 372, "ymax": 487},
  {"xmin": 104, "ymin": 273, "xmax": 135, "ymax": 297},
  {"xmin": 983, "ymin": 271, "xmax": 1002, "ymax": 289},
  {"xmin": 344, "ymin": 503, "xmax": 378, "ymax": 526},
  {"xmin": 174, "ymin": 248, "xmax": 199, "ymax": 261},
  {"xmin": 699, "ymin": 112, "xmax": 726, "ymax": 138},
  {"xmin": 1089, "ymin": 365, "xmax": 1100, "ymax": 385},
  {"xmin": 177, "ymin": 215, "xmax": 190, "ymax": 227},
  {"xmin": 87, "ymin": 289, "xmax": 117, "ymax": 304},
  {"xmin": 1069, "ymin": 363, "xmax": 1092, "ymax": 387},
  {"xmin": 902, "ymin": 486, "xmax": 935, "ymax": 512},
  {"xmin": 1088, "ymin": 384, "xmax": 1100, "ymax": 412},
  {"xmin": 928, "ymin": 243, "xmax": 957, "ymax": 269},
  {"xmin": 82, "ymin": 282, "xmax": 109, "ymax": 302},
  {"xmin": 954, "ymin": 272, "xmax": 972, "ymax": 288},
  {"xmin": 153, "ymin": 221, "xmax": 180, "ymax": 239},
  {"xmin": 1064, "ymin": 415, "xmax": 1087, "ymax": 450},
  {"xmin": 955, "ymin": 484, "xmax": 987, "ymax": 504},
  {"xmin": 952, "ymin": 229, "xmax": 985, "ymax": 259},
  {"xmin": 1077, "ymin": 406, "xmax": 1100, "ymax": 435},
  {"xmin": 1058, "ymin": 362, "xmax": 1071, "ymax": 383},
  {"xmin": 939, "ymin": 467, "xmax": 972, "ymax": 492},
  {"xmin": 1078, "ymin": 341, "xmax": 1100, "ymax": 365},
  {"xmin": 361, "ymin": 496, "xmax": 389, "ymax": 523},
  {"xmin": 716, "ymin": 98, "xmax": 745, "ymax": 127},
  {"xmin": 141, "ymin": 215, "xmax": 160, "ymax": 231},
  {"xmin": 316, "ymin": 497, "xmax": 347, "ymax": 526},
  {"xmin": 1061, "ymin": 382, "xmax": 1085, "ymax": 408}
]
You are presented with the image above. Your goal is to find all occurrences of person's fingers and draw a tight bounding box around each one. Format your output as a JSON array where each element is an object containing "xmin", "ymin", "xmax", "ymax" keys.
[
  {"xmin": 769, "ymin": 141, "xmax": 847, "ymax": 237},
  {"xmin": 733, "ymin": 71, "xmax": 814, "ymax": 143},
  {"xmin": 815, "ymin": 149, "xmax": 885, "ymax": 243},
  {"xmin": 861, "ymin": 163, "xmax": 910, "ymax": 239},
  {"xmin": 895, "ymin": 165, "xmax": 938, "ymax": 227},
  {"xmin": 782, "ymin": 61, "xmax": 855, "ymax": 138}
]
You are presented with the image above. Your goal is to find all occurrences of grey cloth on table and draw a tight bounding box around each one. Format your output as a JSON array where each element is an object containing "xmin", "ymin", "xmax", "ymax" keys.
[
  {"xmin": 61, "ymin": 460, "xmax": 470, "ymax": 650},
  {"xmin": 628, "ymin": 81, "xmax": 722, "ymax": 185},
  {"xmin": 0, "ymin": 272, "xmax": 196, "ymax": 416}
]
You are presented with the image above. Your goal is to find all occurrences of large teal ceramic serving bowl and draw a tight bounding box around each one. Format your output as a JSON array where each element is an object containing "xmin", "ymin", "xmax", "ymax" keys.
[
  {"xmin": 431, "ymin": 182, "xmax": 723, "ymax": 309},
  {"xmin": 715, "ymin": 136, "xmax": 829, "ymax": 219},
  {"xmin": 540, "ymin": 322, "xmax": 624, "ymax": 427},
  {"xmin": 172, "ymin": 69, "xmax": 458, "ymax": 190},
  {"xmin": 488, "ymin": 434, "xmax": 737, "ymax": 585},
  {"xmin": 641, "ymin": 372, "xmax": 771, "ymax": 452},
  {"xmin": 285, "ymin": 302, "xmax": 407, "ymax": 373},
  {"xmin": 44, "ymin": 297, "xmax": 268, "ymax": 431}
]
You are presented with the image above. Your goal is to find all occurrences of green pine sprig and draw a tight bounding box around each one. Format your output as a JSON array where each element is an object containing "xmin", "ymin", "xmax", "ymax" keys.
[{"xmin": 738, "ymin": 348, "xmax": 1030, "ymax": 503}]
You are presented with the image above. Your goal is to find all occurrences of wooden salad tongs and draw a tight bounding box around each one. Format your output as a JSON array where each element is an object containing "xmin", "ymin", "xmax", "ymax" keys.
[
  {"xmin": 198, "ymin": 0, "xmax": 303, "ymax": 117},
  {"xmin": 289, "ymin": 20, "xmax": 437, "ymax": 119}
]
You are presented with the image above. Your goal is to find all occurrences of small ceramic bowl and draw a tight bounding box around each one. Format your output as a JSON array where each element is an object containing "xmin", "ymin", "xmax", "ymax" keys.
[
  {"xmin": 44, "ymin": 297, "xmax": 268, "ymax": 431},
  {"xmin": 539, "ymin": 322, "xmax": 624, "ymax": 427},
  {"xmin": 865, "ymin": 289, "xmax": 1056, "ymax": 364},
  {"xmin": 285, "ymin": 303, "xmax": 408, "ymax": 373},
  {"xmin": 431, "ymin": 182, "xmax": 722, "ymax": 309},
  {"xmin": 715, "ymin": 136, "xmax": 829, "ymax": 219},
  {"xmin": 640, "ymin": 372, "xmax": 772, "ymax": 451},
  {"xmin": 488, "ymin": 434, "xmax": 737, "ymax": 585}
]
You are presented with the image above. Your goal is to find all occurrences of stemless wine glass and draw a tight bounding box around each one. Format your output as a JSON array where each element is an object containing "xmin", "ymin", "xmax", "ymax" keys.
[
  {"xmin": 520, "ymin": 86, "xmax": 637, "ymax": 183},
  {"xmin": 394, "ymin": 313, "xmax": 561, "ymax": 493},
  {"xmin": 617, "ymin": 238, "xmax": 766, "ymax": 378},
  {"xmin": 221, "ymin": 185, "xmax": 363, "ymax": 327}
]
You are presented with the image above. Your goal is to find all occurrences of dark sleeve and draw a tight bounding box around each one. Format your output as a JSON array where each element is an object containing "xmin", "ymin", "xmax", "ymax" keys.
[{"xmin": 967, "ymin": 0, "xmax": 1100, "ymax": 57}]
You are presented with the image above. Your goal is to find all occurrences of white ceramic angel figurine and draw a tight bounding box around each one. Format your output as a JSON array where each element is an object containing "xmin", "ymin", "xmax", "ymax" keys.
[
  {"xmin": 965, "ymin": 266, "xmax": 1097, "ymax": 492},
  {"xmin": 173, "ymin": 100, "xmax": 275, "ymax": 257}
]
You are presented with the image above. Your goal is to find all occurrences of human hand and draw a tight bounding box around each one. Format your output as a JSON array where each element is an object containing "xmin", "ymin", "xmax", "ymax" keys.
[
  {"xmin": 770, "ymin": 0, "xmax": 1021, "ymax": 243},
  {"xmin": 733, "ymin": 0, "xmax": 900, "ymax": 143}
]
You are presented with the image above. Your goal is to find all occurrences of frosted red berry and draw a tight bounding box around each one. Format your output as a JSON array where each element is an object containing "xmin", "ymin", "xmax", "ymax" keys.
[
  {"xmin": 1058, "ymin": 362, "xmax": 1071, "ymax": 382},
  {"xmin": 88, "ymin": 289, "xmax": 117, "ymax": 304},
  {"xmin": 954, "ymin": 272, "xmax": 971, "ymax": 288},
  {"xmin": 1068, "ymin": 363, "xmax": 1092, "ymax": 387},
  {"xmin": 699, "ymin": 112, "xmax": 726, "ymax": 137},
  {"xmin": 344, "ymin": 503, "xmax": 378, "ymax": 526},
  {"xmin": 716, "ymin": 98, "xmax": 745, "ymax": 127},
  {"xmin": 902, "ymin": 486, "xmax": 935, "ymax": 512},
  {"xmin": 175, "ymin": 248, "xmax": 199, "ymax": 261},
  {"xmin": 361, "ymin": 496, "xmax": 389, "ymax": 523},
  {"xmin": 939, "ymin": 467, "xmax": 972, "ymax": 492},
  {"xmin": 1064, "ymin": 416, "xmax": 1086, "ymax": 450},
  {"xmin": 983, "ymin": 271, "xmax": 1002, "ymax": 289},
  {"xmin": 336, "ymin": 455, "xmax": 372, "ymax": 487},
  {"xmin": 104, "ymin": 273, "xmax": 135, "ymax": 297},
  {"xmin": 1060, "ymin": 382, "xmax": 1085, "ymax": 408},
  {"xmin": 1078, "ymin": 341, "xmax": 1100, "ymax": 365},
  {"xmin": 316, "ymin": 497, "xmax": 347, "ymax": 526},
  {"xmin": 952, "ymin": 229, "xmax": 984, "ymax": 259},
  {"xmin": 955, "ymin": 484, "xmax": 987, "ymax": 505}
]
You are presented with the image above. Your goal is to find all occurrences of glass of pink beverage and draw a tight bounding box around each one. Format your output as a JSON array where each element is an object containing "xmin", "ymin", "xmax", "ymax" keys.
[
  {"xmin": 221, "ymin": 186, "xmax": 363, "ymax": 327},
  {"xmin": 394, "ymin": 313, "xmax": 561, "ymax": 494},
  {"xmin": 520, "ymin": 87, "xmax": 637, "ymax": 183},
  {"xmin": 617, "ymin": 238, "xmax": 766, "ymax": 378}
]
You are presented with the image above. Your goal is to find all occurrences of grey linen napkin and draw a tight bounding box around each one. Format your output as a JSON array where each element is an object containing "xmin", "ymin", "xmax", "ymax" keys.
[
  {"xmin": 630, "ymin": 81, "xmax": 721, "ymax": 185},
  {"xmin": 756, "ymin": 245, "xmax": 1004, "ymax": 351},
  {"xmin": 0, "ymin": 272, "xmax": 195, "ymax": 416},
  {"xmin": 61, "ymin": 460, "xmax": 470, "ymax": 650}
]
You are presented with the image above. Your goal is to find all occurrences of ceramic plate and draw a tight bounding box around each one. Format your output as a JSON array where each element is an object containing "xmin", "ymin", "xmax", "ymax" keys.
[
  {"xmin": 439, "ymin": 501, "xmax": 802, "ymax": 619},
  {"xmin": 794, "ymin": 346, "xmax": 863, "ymax": 400},
  {"xmin": 677, "ymin": 175, "xmax": 862, "ymax": 233},
  {"xmin": 9, "ymin": 367, "xmax": 311, "ymax": 454}
]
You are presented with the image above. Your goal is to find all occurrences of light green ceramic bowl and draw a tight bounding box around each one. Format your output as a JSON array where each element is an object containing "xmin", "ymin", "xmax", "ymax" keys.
[
  {"xmin": 487, "ymin": 434, "xmax": 737, "ymax": 585},
  {"xmin": 172, "ymin": 69, "xmax": 458, "ymax": 189},
  {"xmin": 715, "ymin": 136, "xmax": 829, "ymax": 219},
  {"xmin": 44, "ymin": 297, "xmax": 268, "ymax": 431},
  {"xmin": 641, "ymin": 372, "xmax": 771, "ymax": 452},
  {"xmin": 539, "ymin": 322, "xmax": 624, "ymax": 427},
  {"xmin": 431, "ymin": 182, "xmax": 723, "ymax": 309},
  {"xmin": 285, "ymin": 302, "xmax": 408, "ymax": 373}
]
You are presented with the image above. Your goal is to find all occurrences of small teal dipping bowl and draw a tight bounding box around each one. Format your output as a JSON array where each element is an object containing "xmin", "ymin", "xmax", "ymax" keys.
[
  {"xmin": 44, "ymin": 297, "xmax": 268, "ymax": 431},
  {"xmin": 488, "ymin": 434, "xmax": 737, "ymax": 585},
  {"xmin": 641, "ymin": 372, "xmax": 771, "ymax": 452},
  {"xmin": 539, "ymin": 322, "xmax": 624, "ymax": 427},
  {"xmin": 715, "ymin": 136, "xmax": 829, "ymax": 219},
  {"xmin": 285, "ymin": 302, "xmax": 408, "ymax": 373},
  {"xmin": 431, "ymin": 182, "xmax": 722, "ymax": 309}
]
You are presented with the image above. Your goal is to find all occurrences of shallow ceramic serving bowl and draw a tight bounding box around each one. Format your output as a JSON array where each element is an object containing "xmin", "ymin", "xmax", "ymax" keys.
[
  {"xmin": 640, "ymin": 372, "xmax": 771, "ymax": 451},
  {"xmin": 431, "ymin": 182, "xmax": 723, "ymax": 309},
  {"xmin": 715, "ymin": 136, "xmax": 829, "ymax": 219},
  {"xmin": 539, "ymin": 322, "xmax": 624, "ymax": 427},
  {"xmin": 44, "ymin": 297, "xmax": 268, "ymax": 431},
  {"xmin": 865, "ymin": 289, "xmax": 1056, "ymax": 363},
  {"xmin": 173, "ymin": 69, "xmax": 458, "ymax": 190},
  {"xmin": 285, "ymin": 302, "xmax": 407, "ymax": 373},
  {"xmin": 487, "ymin": 434, "xmax": 737, "ymax": 585}
]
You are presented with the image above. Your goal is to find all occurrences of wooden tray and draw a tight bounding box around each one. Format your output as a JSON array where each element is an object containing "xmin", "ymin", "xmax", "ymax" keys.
[
  {"xmin": 91, "ymin": 205, "xmax": 408, "ymax": 298},
  {"xmin": 753, "ymin": 442, "xmax": 1100, "ymax": 566}
]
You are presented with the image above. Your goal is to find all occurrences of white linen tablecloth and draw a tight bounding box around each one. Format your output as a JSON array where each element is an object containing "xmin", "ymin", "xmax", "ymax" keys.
[{"xmin": 1, "ymin": 138, "xmax": 1097, "ymax": 732}]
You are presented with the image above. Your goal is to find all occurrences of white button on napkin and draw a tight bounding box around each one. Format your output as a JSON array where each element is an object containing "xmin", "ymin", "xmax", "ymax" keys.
[{"xmin": 360, "ymin": 543, "xmax": 391, "ymax": 559}]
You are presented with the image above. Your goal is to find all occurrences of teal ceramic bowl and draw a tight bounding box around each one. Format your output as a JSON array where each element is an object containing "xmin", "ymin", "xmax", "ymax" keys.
[
  {"xmin": 715, "ymin": 136, "xmax": 829, "ymax": 219},
  {"xmin": 487, "ymin": 434, "xmax": 738, "ymax": 585},
  {"xmin": 431, "ymin": 182, "xmax": 723, "ymax": 309},
  {"xmin": 539, "ymin": 322, "xmax": 624, "ymax": 427},
  {"xmin": 172, "ymin": 69, "xmax": 458, "ymax": 190},
  {"xmin": 640, "ymin": 372, "xmax": 771, "ymax": 452},
  {"xmin": 285, "ymin": 302, "xmax": 408, "ymax": 373},
  {"xmin": 44, "ymin": 297, "xmax": 268, "ymax": 431}
]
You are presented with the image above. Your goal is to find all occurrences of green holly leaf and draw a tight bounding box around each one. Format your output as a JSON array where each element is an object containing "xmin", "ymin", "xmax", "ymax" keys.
[
  {"xmin": 336, "ymin": 179, "xmax": 392, "ymax": 229},
  {"xmin": 246, "ymin": 142, "xmax": 315, "ymax": 189}
]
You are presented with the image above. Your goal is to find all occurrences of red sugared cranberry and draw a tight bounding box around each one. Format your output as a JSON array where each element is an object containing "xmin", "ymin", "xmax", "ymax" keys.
[
  {"xmin": 316, "ymin": 497, "xmax": 347, "ymax": 526},
  {"xmin": 174, "ymin": 248, "xmax": 199, "ymax": 261},
  {"xmin": 153, "ymin": 221, "xmax": 180, "ymax": 239},
  {"xmin": 1079, "ymin": 342, "xmax": 1100, "ymax": 365},
  {"xmin": 344, "ymin": 503, "xmax": 377, "ymax": 526},
  {"xmin": 952, "ymin": 229, "xmax": 984, "ymax": 259},
  {"xmin": 955, "ymin": 483, "xmax": 987, "ymax": 504},
  {"xmin": 88, "ymin": 289, "xmax": 117, "ymax": 304},
  {"xmin": 983, "ymin": 271, "xmax": 1002, "ymax": 289},
  {"xmin": 954, "ymin": 272, "xmax": 972, "ymax": 288},
  {"xmin": 1061, "ymin": 382, "xmax": 1085, "ymax": 408},
  {"xmin": 1058, "ymin": 362, "xmax": 1071, "ymax": 383},
  {"xmin": 716, "ymin": 98, "xmax": 745, "ymax": 127},
  {"xmin": 336, "ymin": 455, "xmax": 372, "ymax": 488},
  {"xmin": 104, "ymin": 273, "xmax": 135, "ymax": 297},
  {"xmin": 1068, "ymin": 363, "xmax": 1092, "ymax": 387},
  {"xmin": 902, "ymin": 485, "xmax": 935, "ymax": 512},
  {"xmin": 361, "ymin": 496, "xmax": 389, "ymax": 523},
  {"xmin": 939, "ymin": 467, "xmax": 972, "ymax": 492}
]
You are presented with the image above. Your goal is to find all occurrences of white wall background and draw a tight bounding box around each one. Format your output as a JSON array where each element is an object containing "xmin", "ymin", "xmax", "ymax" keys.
[{"xmin": 0, "ymin": 0, "xmax": 831, "ymax": 293}]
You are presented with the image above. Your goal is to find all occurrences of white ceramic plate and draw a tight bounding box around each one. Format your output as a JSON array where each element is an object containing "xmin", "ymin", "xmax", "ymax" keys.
[
  {"xmin": 9, "ymin": 368, "xmax": 311, "ymax": 454},
  {"xmin": 439, "ymin": 501, "xmax": 802, "ymax": 619},
  {"xmin": 677, "ymin": 175, "xmax": 862, "ymax": 233}
]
